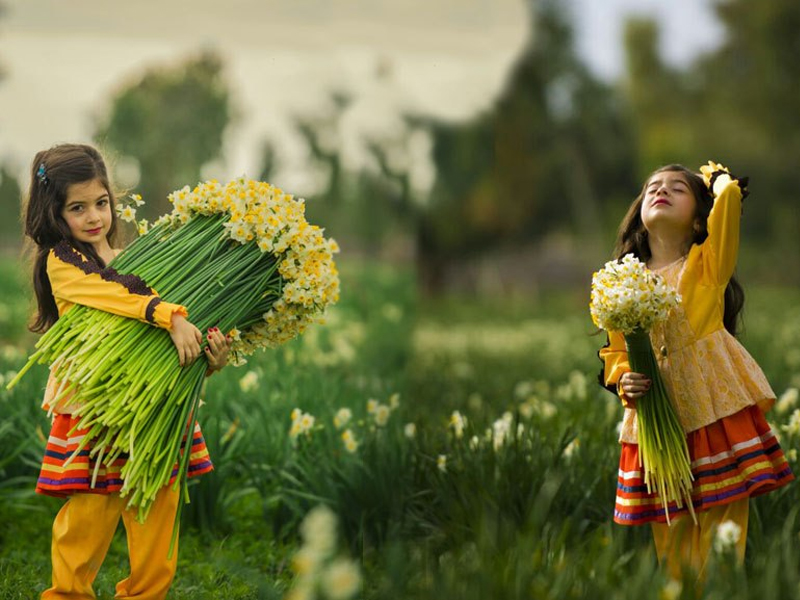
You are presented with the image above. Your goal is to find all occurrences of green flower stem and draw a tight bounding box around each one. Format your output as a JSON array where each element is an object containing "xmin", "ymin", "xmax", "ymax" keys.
[{"xmin": 624, "ymin": 329, "xmax": 696, "ymax": 525}]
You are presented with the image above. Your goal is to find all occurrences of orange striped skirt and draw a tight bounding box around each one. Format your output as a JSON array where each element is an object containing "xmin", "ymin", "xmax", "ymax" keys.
[
  {"xmin": 615, "ymin": 405, "xmax": 793, "ymax": 525},
  {"xmin": 36, "ymin": 413, "xmax": 214, "ymax": 497}
]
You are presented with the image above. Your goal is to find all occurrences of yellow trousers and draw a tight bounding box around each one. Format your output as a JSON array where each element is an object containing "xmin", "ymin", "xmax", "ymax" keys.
[
  {"xmin": 651, "ymin": 498, "xmax": 749, "ymax": 583},
  {"xmin": 41, "ymin": 486, "xmax": 180, "ymax": 600}
]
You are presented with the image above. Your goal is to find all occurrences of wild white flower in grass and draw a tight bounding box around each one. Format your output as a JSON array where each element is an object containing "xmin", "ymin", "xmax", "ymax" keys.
[
  {"xmin": 660, "ymin": 579, "xmax": 682, "ymax": 600},
  {"xmin": 300, "ymin": 413, "xmax": 315, "ymax": 432},
  {"xmin": 388, "ymin": 392, "xmax": 400, "ymax": 410},
  {"xmin": 374, "ymin": 404, "xmax": 391, "ymax": 427},
  {"xmin": 366, "ymin": 398, "xmax": 378, "ymax": 414},
  {"xmin": 518, "ymin": 401, "xmax": 534, "ymax": 420},
  {"xmin": 786, "ymin": 448, "xmax": 797, "ymax": 462},
  {"xmin": 288, "ymin": 505, "xmax": 361, "ymax": 600},
  {"xmin": 449, "ymin": 410, "xmax": 467, "ymax": 439},
  {"xmin": 238, "ymin": 370, "xmax": 259, "ymax": 393},
  {"xmin": 300, "ymin": 505, "xmax": 338, "ymax": 556},
  {"xmin": 437, "ymin": 454, "xmax": 447, "ymax": 473},
  {"xmin": 782, "ymin": 409, "xmax": 800, "ymax": 437},
  {"xmin": 285, "ymin": 583, "xmax": 314, "ymax": 600},
  {"xmin": 333, "ymin": 408, "xmax": 352, "ymax": 429},
  {"xmin": 562, "ymin": 438, "xmax": 580, "ymax": 461},
  {"xmin": 492, "ymin": 412, "xmax": 514, "ymax": 451},
  {"xmin": 776, "ymin": 388, "xmax": 799, "ymax": 414},
  {"xmin": 713, "ymin": 520, "xmax": 742, "ymax": 553},
  {"xmin": 469, "ymin": 435, "xmax": 480, "ymax": 450},
  {"xmin": 321, "ymin": 557, "xmax": 362, "ymax": 600},
  {"xmin": 341, "ymin": 429, "xmax": 358, "ymax": 453},
  {"xmin": 292, "ymin": 547, "xmax": 323, "ymax": 576},
  {"xmin": 290, "ymin": 410, "xmax": 316, "ymax": 439},
  {"xmin": 404, "ymin": 423, "xmax": 416, "ymax": 439}
]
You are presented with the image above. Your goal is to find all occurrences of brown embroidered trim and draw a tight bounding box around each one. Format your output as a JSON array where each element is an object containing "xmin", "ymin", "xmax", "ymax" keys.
[
  {"xmin": 145, "ymin": 297, "xmax": 162, "ymax": 324},
  {"xmin": 53, "ymin": 241, "xmax": 154, "ymax": 297}
]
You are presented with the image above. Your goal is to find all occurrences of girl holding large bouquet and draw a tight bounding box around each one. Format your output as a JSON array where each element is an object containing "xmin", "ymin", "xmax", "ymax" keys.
[
  {"xmin": 597, "ymin": 161, "xmax": 793, "ymax": 581},
  {"xmin": 23, "ymin": 144, "xmax": 230, "ymax": 599}
]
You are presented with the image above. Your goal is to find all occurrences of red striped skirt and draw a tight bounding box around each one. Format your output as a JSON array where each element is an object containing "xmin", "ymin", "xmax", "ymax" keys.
[
  {"xmin": 615, "ymin": 405, "xmax": 794, "ymax": 525},
  {"xmin": 36, "ymin": 413, "xmax": 214, "ymax": 497}
]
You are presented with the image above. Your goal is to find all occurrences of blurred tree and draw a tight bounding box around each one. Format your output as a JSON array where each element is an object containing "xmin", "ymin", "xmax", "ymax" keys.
[
  {"xmin": 699, "ymin": 0, "xmax": 800, "ymax": 263},
  {"xmin": 0, "ymin": 165, "xmax": 21, "ymax": 250},
  {"xmin": 622, "ymin": 18, "xmax": 700, "ymax": 178},
  {"xmin": 417, "ymin": 0, "xmax": 637, "ymax": 290},
  {"xmin": 94, "ymin": 50, "xmax": 232, "ymax": 218}
]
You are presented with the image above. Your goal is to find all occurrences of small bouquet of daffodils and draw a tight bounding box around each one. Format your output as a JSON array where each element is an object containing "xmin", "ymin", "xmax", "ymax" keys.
[
  {"xmin": 591, "ymin": 253, "xmax": 695, "ymax": 524},
  {"xmin": 9, "ymin": 177, "xmax": 340, "ymax": 532}
]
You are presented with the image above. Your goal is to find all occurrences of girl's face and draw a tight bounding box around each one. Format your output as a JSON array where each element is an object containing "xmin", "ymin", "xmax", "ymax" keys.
[
  {"xmin": 61, "ymin": 178, "xmax": 113, "ymax": 250},
  {"xmin": 640, "ymin": 171, "xmax": 697, "ymax": 235}
]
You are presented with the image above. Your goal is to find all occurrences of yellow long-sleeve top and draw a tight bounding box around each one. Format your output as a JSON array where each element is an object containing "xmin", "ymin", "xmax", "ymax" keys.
[
  {"xmin": 599, "ymin": 178, "xmax": 774, "ymax": 443},
  {"xmin": 42, "ymin": 241, "xmax": 188, "ymax": 414}
]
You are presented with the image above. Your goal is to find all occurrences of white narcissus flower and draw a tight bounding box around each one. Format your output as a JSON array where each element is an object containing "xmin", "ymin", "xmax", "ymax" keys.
[
  {"xmin": 713, "ymin": 519, "xmax": 742, "ymax": 553},
  {"xmin": 300, "ymin": 505, "xmax": 338, "ymax": 555},
  {"xmin": 321, "ymin": 557, "xmax": 362, "ymax": 600},
  {"xmin": 449, "ymin": 410, "xmax": 467, "ymax": 439},
  {"xmin": 333, "ymin": 408, "xmax": 352, "ymax": 429},
  {"xmin": 374, "ymin": 404, "xmax": 391, "ymax": 427},
  {"xmin": 341, "ymin": 429, "xmax": 358, "ymax": 454},
  {"xmin": 238, "ymin": 370, "xmax": 259, "ymax": 392},
  {"xmin": 590, "ymin": 253, "xmax": 681, "ymax": 334},
  {"xmin": 119, "ymin": 205, "xmax": 137, "ymax": 223},
  {"xmin": 776, "ymin": 388, "xmax": 799, "ymax": 414},
  {"xmin": 404, "ymin": 423, "xmax": 416, "ymax": 439},
  {"xmin": 437, "ymin": 454, "xmax": 447, "ymax": 473},
  {"xmin": 782, "ymin": 409, "xmax": 800, "ymax": 437}
]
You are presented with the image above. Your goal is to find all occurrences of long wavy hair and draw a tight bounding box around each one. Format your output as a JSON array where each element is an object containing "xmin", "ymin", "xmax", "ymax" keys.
[
  {"xmin": 23, "ymin": 144, "xmax": 120, "ymax": 333},
  {"xmin": 612, "ymin": 164, "xmax": 744, "ymax": 336}
]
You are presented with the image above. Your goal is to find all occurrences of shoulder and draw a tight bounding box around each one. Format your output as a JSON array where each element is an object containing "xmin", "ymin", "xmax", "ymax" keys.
[{"xmin": 47, "ymin": 241, "xmax": 100, "ymax": 276}]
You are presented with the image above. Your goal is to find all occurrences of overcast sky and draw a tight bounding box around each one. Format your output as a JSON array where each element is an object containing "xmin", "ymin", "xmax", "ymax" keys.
[{"xmin": 0, "ymin": 0, "xmax": 723, "ymax": 194}]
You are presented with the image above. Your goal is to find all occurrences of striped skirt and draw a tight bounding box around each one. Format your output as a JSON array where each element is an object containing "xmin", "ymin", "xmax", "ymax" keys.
[
  {"xmin": 36, "ymin": 413, "xmax": 214, "ymax": 497},
  {"xmin": 615, "ymin": 405, "xmax": 794, "ymax": 525}
]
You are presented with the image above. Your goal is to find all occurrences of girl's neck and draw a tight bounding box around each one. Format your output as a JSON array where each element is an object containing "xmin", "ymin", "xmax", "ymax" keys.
[{"xmin": 647, "ymin": 230, "xmax": 692, "ymax": 269}]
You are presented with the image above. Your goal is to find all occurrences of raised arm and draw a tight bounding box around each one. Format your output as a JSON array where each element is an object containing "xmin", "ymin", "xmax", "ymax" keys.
[
  {"xmin": 47, "ymin": 241, "xmax": 187, "ymax": 330},
  {"xmin": 699, "ymin": 162, "xmax": 747, "ymax": 286}
]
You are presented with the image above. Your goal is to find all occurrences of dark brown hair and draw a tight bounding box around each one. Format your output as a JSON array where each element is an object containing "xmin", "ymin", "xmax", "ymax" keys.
[
  {"xmin": 612, "ymin": 164, "xmax": 744, "ymax": 336},
  {"xmin": 23, "ymin": 144, "xmax": 120, "ymax": 333}
]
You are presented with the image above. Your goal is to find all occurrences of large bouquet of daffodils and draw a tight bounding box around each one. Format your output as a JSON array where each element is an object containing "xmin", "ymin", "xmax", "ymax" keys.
[
  {"xmin": 9, "ymin": 178, "xmax": 339, "ymax": 525},
  {"xmin": 591, "ymin": 254, "xmax": 695, "ymax": 524}
]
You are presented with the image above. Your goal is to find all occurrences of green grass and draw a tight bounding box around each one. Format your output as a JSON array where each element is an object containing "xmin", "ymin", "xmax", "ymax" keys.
[{"xmin": 1, "ymin": 258, "xmax": 799, "ymax": 599}]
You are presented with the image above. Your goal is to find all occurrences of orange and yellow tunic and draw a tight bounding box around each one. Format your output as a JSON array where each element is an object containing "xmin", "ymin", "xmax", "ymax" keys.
[
  {"xmin": 36, "ymin": 241, "xmax": 213, "ymax": 497},
  {"xmin": 598, "ymin": 178, "xmax": 793, "ymax": 524}
]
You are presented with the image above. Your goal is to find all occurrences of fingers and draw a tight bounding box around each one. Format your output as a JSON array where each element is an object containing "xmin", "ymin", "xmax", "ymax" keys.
[
  {"xmin": 621, "ymin": 372, "xmax": 651, "ymax": 399},
  {"xmin": 177, "ymin": 345, "xmax": 186, "ymax": 367}
]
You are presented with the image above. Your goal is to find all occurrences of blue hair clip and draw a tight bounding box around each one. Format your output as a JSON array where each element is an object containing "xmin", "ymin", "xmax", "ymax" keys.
[{"xmin": 37, "ymin": 163, "xmax": 49, "ymax": 186}]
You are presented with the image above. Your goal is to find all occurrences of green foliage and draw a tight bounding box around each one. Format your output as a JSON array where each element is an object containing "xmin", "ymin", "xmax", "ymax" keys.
[
  {"xmin": 0, "ymin": 165, "xmax": 22, "ymax": 250},
  {"xmin": 2, "ymin": 257, "xmax": 800, "ymax": 598}
]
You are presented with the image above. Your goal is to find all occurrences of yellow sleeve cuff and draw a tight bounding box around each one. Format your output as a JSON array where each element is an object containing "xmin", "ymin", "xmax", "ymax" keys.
[{"xmin": 148, "ymin": 298, "xmax": 189, "ymax": 330}]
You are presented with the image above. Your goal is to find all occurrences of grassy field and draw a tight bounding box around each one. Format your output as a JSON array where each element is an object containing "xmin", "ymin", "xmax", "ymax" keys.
[{"xmin": 1, "ymin": 257, "xmax": 799, "ymax": 599}]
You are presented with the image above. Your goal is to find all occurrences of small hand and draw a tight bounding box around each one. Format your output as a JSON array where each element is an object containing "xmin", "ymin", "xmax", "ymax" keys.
[
  {"xmin": 169, "ymin": 314, "xmax": 202, "ymax": 367},
  {"xmin": 204, "ymin": 327, "xmax": 232, "ymax": 375},
  {"xmin": 699, "ymin": 160, "xmax": 748, "ymax": 198},
  {"xmin": 619, "ymin": 371, "xmax": 651, "ymax": 407}
]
